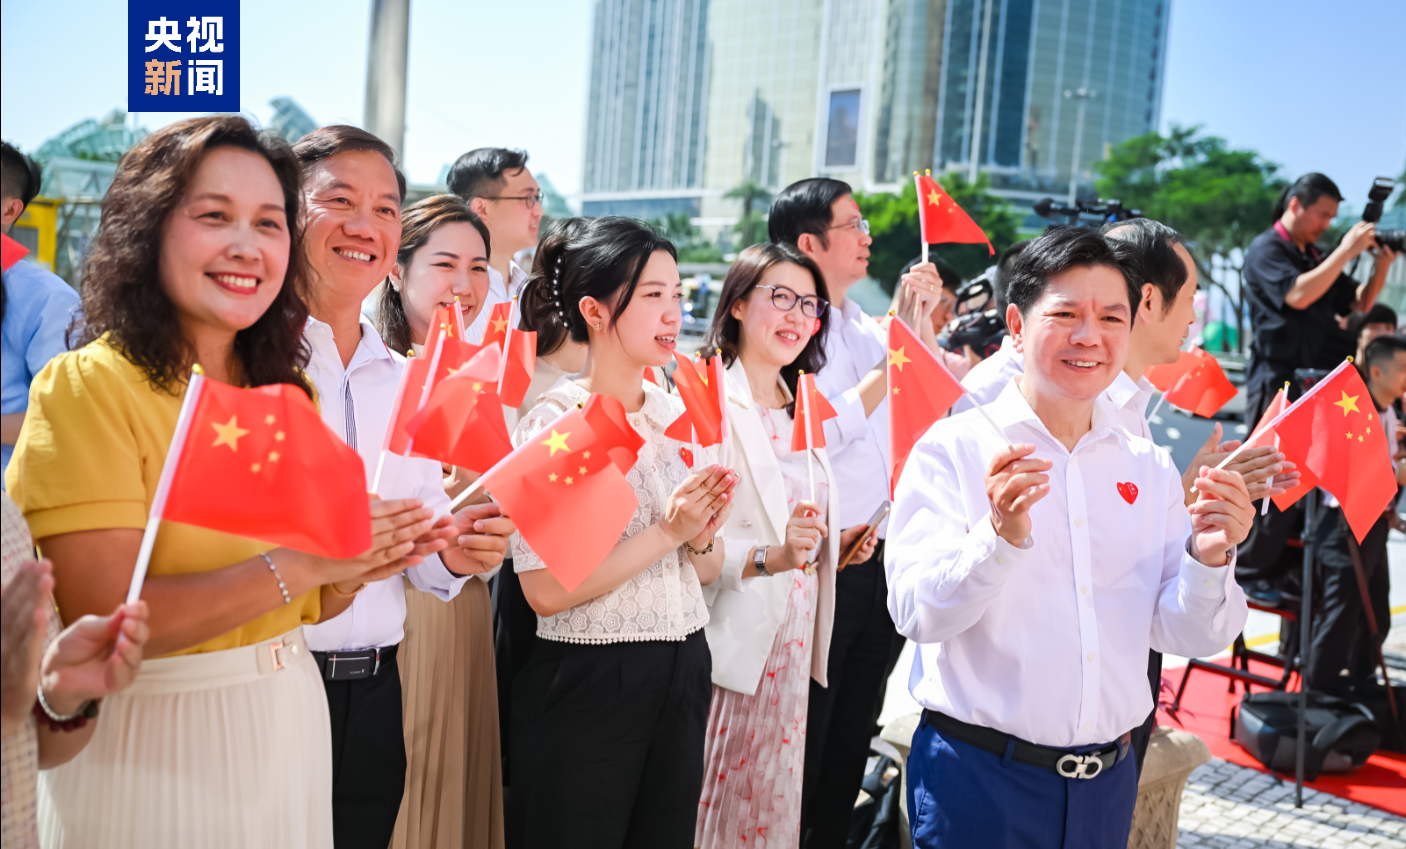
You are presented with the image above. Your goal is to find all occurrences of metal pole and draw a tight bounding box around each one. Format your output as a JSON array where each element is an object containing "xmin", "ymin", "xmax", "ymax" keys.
[
  {"xmin": 1295, "ymin": 488, "xmax": 1317, "ymax": 807},
  {"xmin": 364, "ymin": 0, "xmax": 411, "ymax": 159},
  {"xmin": 967, "ymin": 0, "xmax": 995, "ymax": 184},
  {"xmin": 1063, "ymin": 88, "xmax": 1095, "ymax": 206}
]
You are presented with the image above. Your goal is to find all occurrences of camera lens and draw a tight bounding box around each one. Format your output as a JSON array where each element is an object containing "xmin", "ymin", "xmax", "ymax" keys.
[{"xmin": 1377, "ymin": 229, "xmax": 1405, "ymax": 252}]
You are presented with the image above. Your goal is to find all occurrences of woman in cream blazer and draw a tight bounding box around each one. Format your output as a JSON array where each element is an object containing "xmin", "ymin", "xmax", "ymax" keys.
[{"xmin": 695, "ymin": 243, "xmax": 877, "ymax": 849}]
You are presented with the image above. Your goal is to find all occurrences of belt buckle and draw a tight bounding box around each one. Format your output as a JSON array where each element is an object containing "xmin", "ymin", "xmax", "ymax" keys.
[
  {"xmin": 268, "ymin": 640, "xmax": 285, "ymax": 672},
  {"xmin": 372, "ymin": 647, "xmax": 381, "ymax": 677},
  {"xmin": 1056, "ymin": 752, "xmax": 1103, "ymax": 780}
]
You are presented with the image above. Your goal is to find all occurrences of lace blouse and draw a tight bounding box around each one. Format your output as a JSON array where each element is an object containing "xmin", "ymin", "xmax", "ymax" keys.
[{"xmin": 511, "ymin": 377, "xmax": 715, "ymax": 644}]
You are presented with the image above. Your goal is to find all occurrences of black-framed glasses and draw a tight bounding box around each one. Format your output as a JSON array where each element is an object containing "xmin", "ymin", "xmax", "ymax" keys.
[
  {"xmin": 825, "ymin": 217, "xmax": 870, "ymax": 236},
  {"xmin": 754, "ymin": 285, "xmax": 828, "ymax": 319},
  {"xmin": 482, "ymin": 191, "xmax": 545, "ymax": 210}
]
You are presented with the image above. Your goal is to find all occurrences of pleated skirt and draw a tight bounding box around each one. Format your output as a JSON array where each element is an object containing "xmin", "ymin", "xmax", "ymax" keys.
[
  {"xmin": 392, "ymin": 575, "xmax": 504, "ymax": 849},
  {"xmin": 37, "ymin": 627, "xmax": 333, "ymax": 849},
  {"xmin": 696, "ymin": 571, "xmax": 818, "ymax": 849}
]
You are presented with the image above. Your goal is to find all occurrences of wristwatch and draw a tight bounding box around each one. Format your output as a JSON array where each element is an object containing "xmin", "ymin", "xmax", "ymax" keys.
[{"xmin": 753, "ymin": 545, "xmax": 770, "ymax": 577}]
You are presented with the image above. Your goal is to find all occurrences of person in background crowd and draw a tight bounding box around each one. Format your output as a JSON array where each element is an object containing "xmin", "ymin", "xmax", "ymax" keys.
[
  {"xmin": 293, "ymin": 126, "xmax": 513, "ymax": 849},
  {"xmin": 1305, "ymin": 334, "xmax": 1406, "ymax": 694},
  {"xmin": 2, "ymin": 493, "xmax": 149, "ymax": 849},
  {"xmin": 1, "ymin": 141, "xmax": 82, "ymax": 487},
  {"xmin": 7, "ymin": 115, "xmax": 434, "ymax": 849},
  {"xmin": 1347, "ymin": 303, "xmax": 1398, "ymax": 365},
  {"xmin": 888, "ymin": 227, "xmax": 1251, "ymax": 848},
  {"xmin": 511, "ymin": 216, "xmax": 736, "ymax": 848},
  {"xmin": 1238, "ymin": 173, "xmax": 1398, "ymax": 595},
  {"xmin": 447, "ymin": 148, "xmax": 543, "ymax": 341},
  {"xmin": 374, "ymin": 193, "xmax": 506, "ymax": 849},
  {"xmin": 695, "ymin": 242, "xmax": 878, "ymax": 848},
  {"xmin": 951, "ymin": 239, "xmax": 1030, "ymax": 414},
  {"xmin": 888, "ymin": 257, "xmax": 970, "ymax": 379},
  {"xmin": 767, "ymin": 177, "xmax": 933, "ymax": 849}
]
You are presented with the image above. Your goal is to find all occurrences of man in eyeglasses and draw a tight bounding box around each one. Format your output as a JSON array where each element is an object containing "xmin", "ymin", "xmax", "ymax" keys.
[
  {"xmin": 447, "ymin": 147, "xmax": 543, "ymax": 341},
  {"xmin": 769, "ymin": 177, "xmax": 942, "ymax": 849}
]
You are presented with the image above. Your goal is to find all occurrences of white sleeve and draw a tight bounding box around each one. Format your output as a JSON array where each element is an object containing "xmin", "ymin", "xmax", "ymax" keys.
[{"xmin": 401, "ymin": 454, "xmax": 471, "ymax": 600}]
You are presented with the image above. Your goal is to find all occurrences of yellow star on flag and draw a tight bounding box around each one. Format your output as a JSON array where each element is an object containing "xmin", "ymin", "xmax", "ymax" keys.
[
  {"xmin": 927, "ymin": 189, "xmax": 942, "ymax": 208},
  {"xmin": 578, "ymin": 466, "xmax": 587, "ymax": 474},
  {"xmin": 888, "ymin": 346, "xmax": 912, "ymax": 371},
  {"xmin": 1346, "ymin": 431, "xmax": 1355, "ymax": 440},
  {"xmin": 211, "ymin": 416, "xmax": 249, "ymax": 451},
  {"xmin": 491, "ymin": 317, "xmax": 508, "ymax": 334},
  {"xmin": 583, "ymin": 450, "xmax": 592, "ymax": 459},
  {"xmin": 264, "ymin": 414, "xmax": 276, "ymax": 425},
  {"xmin": 268, "ymin": 451, "xmax": 280, "ymax": 462},
  {"xmin": 251, "ymin": 462, "xmax": 261, "ymax": 473},
  {"xmin": 1333, "ymin": 391, "xmax": 1361, "ymax": 416},
  {"xmin": 275, "ymin": 431, "xmax": 285, "ymax": 442},
  {"xmin": 548, "ymin": 472, "xmax": 558, "ymax": 482},
  {"xmin": 565, "ymin": 476, "xmax": 574, "ymax": 485},
  {"xmin": 541, "ymin": 429, "xmax": 571, "ymax": 456},
  {"xmin": 892, "ymin": 387, "xmax": 900, "ymax": 395}
]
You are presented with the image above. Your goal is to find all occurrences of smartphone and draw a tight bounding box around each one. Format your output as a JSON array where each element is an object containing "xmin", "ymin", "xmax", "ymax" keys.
[{"xmin": 838, "ymin": 500, "xmax": 890, "ymax": 571}]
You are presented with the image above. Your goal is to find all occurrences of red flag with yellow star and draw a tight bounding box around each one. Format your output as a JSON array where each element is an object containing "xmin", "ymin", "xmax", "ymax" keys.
[
  {"xmin": 887, "ymin": 317, "xmax": 965, "ymax": 495},
  {"xmin": 405, "ymin": 346, "xmax": 514, "ymax": 473},
  {"xmin": 1269, "ymin": 361, "xmax": 1396, "ymax": 542},
  {"xmin": 477, "ymin": 394, "xmax": 645, "ymax": 591},
  {"xmin": 790, "ymin": 371, "xmax": 839, "ymax": 452},
  {"xmin": 916, "ymin": 173, "xmax": 994, "ymax": 255},
  {"xmin": 382, "ymin": 336, "xmax": 482, "ymax": 459},
  {"xmin": 1145, "ymin": 347, "xmax": 1237, "ymax": 418},
  {"xmin": 1240, "ymin": 384, "xmax": 1319, "ymax": 512},
  {"xmin": 480, "ymin": 301, "xmax": 514, "ymax": 349},
  {"xmin": 157, "ymin": 373, "xmax": 372, "ymax": 558}
]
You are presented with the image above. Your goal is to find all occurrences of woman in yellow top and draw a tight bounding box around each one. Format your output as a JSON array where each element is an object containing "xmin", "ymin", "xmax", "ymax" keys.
[{"xmin": 5, "ymin": 116, "xmax": 448, "ymax": 849}]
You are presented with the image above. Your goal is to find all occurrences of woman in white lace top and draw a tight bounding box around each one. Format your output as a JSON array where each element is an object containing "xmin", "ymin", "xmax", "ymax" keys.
[{"xmin": 508, "ymin": 217, "xmax": 742, "ymax": 847}]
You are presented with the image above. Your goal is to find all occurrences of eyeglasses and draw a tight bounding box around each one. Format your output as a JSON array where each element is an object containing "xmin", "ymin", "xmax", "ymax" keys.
[
  {"xmin": 753, "ymin": 285, "xmax": 828, "ymax": 319},
  {"xmin": 825, "ymin": 217, "xmax": 870, "ymax": 236},
  {"xmin": 482, "ymin": 191, "xmax": 545, "ymax": 210}
]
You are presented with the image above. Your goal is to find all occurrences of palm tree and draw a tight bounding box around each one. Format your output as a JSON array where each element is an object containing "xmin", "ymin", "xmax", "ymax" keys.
[{"xmin": 725, "ymin": 179, "xmax": 773, "ymax": 250}]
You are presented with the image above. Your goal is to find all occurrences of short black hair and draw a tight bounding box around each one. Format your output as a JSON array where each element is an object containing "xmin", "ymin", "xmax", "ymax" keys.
[
  {"xmin": 768, "ymin": 177, "xmax": 852, "ymax": 249},
  {"xmin": 446, "ymin": 148, "xmax": 529, "ymax": 200},
  {"xmin": 1005, "ymin": 227, "xmax": 1140, "ymax": 322},
  {"xmin": 1, "ymin": 141, "xmax": 42, "ymax": 208},
  {"xmin": 1102, "ymin": 218, "xmax": 1190, "ymax": 315},
  {"xmin": 992, "ymin": 239, "xmax": 1031, "ymax": 319},
  {"xmin": 292, "ymin": 125, "xmax": 407, "ymax": 201},
  {"xmin": 1271, "ymin": 172, "xmax": 1344, "ymax": 221},
  {"xmin": 1362, "ymin": 335, "xmax": 1406, "ymax": 374}
]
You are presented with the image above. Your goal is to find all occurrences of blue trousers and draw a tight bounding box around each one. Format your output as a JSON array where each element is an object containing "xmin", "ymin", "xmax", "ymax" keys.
[{"xmin": 907, "ymin": 721, "xmax": 1138, "ymax": 849}]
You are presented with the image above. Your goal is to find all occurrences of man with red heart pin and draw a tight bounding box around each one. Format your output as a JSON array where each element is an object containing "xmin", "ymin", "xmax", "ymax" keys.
[{"xmin": 886, "ymin": 227, "xmax": 1253, "ymax": 849}]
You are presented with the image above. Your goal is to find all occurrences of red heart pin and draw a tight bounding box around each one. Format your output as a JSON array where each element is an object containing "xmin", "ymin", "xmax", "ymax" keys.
[
  {"xmin": 1117, "ymin": 482, "xmax": 1138, "ymax": 504},
  {"xmin": 680, "ymin": 446, "xmax": 694, "ymax": 468}
]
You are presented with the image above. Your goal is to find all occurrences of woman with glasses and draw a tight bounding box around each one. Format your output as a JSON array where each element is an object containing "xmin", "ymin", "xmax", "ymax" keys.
[{"xmin": 694, "ymin": 243, "xmax": 877, "ymax": 849}]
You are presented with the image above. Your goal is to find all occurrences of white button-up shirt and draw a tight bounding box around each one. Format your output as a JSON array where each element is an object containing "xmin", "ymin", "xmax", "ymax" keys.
[
  {"xmin": 816, "ymin": 299, "xmax": 891, "ymax": 532},
  {"xmin": 1102, "ymin": 370, "xmax": 1157, "ymax": 440},
  {"xmin": 467, "ymin": 260, "xmax": 528, "ymax": 344},
  {"xmin": 886, "ymin": 379, "xmax": 1247, "ymax": 747},
  {"xmin": 952, "ymin": 335, "xmax": 1023, "ymax": 415},
  {"xmin": 301, "ymin": 316, "xmax": 469, "ymax": 652}
]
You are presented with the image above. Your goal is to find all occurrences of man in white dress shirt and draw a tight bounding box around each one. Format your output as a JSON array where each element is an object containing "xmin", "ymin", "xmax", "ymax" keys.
[
  {"xmin": 447, "ymin": 147, "xmax": 540, "ymax": 342},
  {"xmin": 887, "ymin": 227, "xmax": 1253, "ymax": 848},
  {"xmin": 294, "ymin": 126, "xmax": 514, "ymax": 849}
]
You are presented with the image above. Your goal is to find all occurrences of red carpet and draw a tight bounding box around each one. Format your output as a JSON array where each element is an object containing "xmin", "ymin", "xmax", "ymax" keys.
[{"xmin": 1159, "ymin": 659, "xmax": 1406, "ymax": 816}]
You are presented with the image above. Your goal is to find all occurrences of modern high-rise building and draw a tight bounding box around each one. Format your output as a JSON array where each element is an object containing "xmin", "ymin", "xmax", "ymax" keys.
[{"xmin": 580, "ymin": 0, "xmax": 1169, "ymax": 226}]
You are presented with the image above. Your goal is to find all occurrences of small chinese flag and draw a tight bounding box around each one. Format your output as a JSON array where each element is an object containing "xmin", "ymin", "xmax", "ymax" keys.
[
  {"xmin": 665, "ymin": 352, "xmax": 725, "ymax": 446},
  {"xmin": 405, "ymin": 346, "xmax": 514, "ymax": 473},
  {"xmin": 383, "ymin": 335, "xmax": 482, "ymax": 458},
  {"xmin": 1, "ymin": 233, "xmax": 29, "ymax": 271},
  {"xmin": 643, "ymin": 366, "xmax": 659, "ymax": 385},
  {"xmin": 1268, "ymin": 361, "xmax": 1396, "ymax": 542},
  {"xmin": 1145, "ymin": 348, "xmax": 1237, "ymax": 418},
  {"xmin": 158, "ymin": 373, "xmax": 372, "ymax": 558},
  {"xmin": 480, "ymin": 301, "xmax": 515, "ymax": 349},
  {"xmin": 426, "ymin": 306, "xmax": 465, "ymax": 348},
  {"xmin": 1240, "ymin": 384, "xmax": 1318, "ymax": 512},
  {"xmin": 915, "ymin": 173, "xmax": 994, "ymax": 255},
  {"xmin": 887, "ymin": 318, "xmax": 966, "ymax": 495},
  {"xmin": 791, "ymin": 371, "xmax": 839, "ymax": 452},
  {"xmin": 478, "ymin": 394, "xmax": 645, "ymax": 591},
  {"xmin": 498, "ymin": 326, "xmax": 537, "ymax": 408}
]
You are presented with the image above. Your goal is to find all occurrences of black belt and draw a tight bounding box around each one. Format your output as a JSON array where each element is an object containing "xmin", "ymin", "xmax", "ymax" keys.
[
  {"xmin": 313, "ymin": 644, "xmax": 398, "ymax": 681},
  {"xmin": 921, "ymin": 709, "xmax": 1130, "ymax": 780}
]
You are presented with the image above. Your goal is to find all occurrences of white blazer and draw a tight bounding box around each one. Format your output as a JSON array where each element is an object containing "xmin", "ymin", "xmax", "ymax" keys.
[{"xmin": 703, "ymin": 360, "xmax": 841, "ymax": 696}]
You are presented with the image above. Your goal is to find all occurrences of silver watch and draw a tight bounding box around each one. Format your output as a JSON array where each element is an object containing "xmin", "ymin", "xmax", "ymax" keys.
[{"xmin": 753, "ymin": 545, "xmax": 770, "ymax": 577}]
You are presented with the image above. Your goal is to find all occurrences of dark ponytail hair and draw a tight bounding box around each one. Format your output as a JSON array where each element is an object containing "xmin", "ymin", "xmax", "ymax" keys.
[
  {"xmin": 519, "ymin": 216, "xmax": 591, "ymax": 357},
  {"xmin": 519, "ymin": 216, "xmax": 677, "ymax": 348},
  {"xmin": 1270, "ymin": 172, "xmax": 1344, "ymax": 224},
  {"xmin": 376, "ymin": 193, "xmax": 490, "ymax": 354}
]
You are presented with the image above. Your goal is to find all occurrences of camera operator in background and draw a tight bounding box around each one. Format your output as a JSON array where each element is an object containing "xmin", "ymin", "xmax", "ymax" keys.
[
  {"xmin": 887, "ymin": 257, "xmax": 971, "ymax": 378},
  {"xmin": 1237, "ymin": 173, "xmax": 1400, "ymax": 594}
]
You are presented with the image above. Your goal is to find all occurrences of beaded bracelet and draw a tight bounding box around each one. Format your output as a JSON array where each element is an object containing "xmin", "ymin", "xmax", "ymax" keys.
[
  {"xmin": 33, "ymin": 690, "xmax": 99, "ymax": 733},
  {"xmin": 261, "ymin": 552, "xmax": 292, "ymax": 605}
]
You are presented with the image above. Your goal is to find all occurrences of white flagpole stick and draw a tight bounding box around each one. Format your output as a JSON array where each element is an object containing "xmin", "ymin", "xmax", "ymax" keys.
[
  {"xmin": 802, "ymin": 372, "xmax": 817, "ymax": 503},
  {"xmin": 370, "ymin": 450, "xmax": 389, "ymax": 496},
  {"xmin": 452, "ymin": 296, "xmax": 467, "ymax": 339},
  {"xmin": 1261, "ymin": 433, "xmax": 1278, "ymax": 516},
  {"xmin": 1145, "ymin": 391, "xmax": 1168, "ymax": 424},
  {"xmin": 498, "ymin": 297, "xmax": 517, "ymax": 386},
  {"xmin": 915, "ymin": 172, "xmax": 929, "ymax": 266},
  {"xmin": 127, "ymin": 369, "xmax": 206, "ymax": 604},
  {"xmin": 448, "ymin": 404, "xmax": 579, "ymax": 512},
  {"xmin": 715, "ymin": 350, "xmax": 730, "ymax": 469},
  {"xmin": 391, "ymin": 326, "xmax": 449, "ymax": 498}
]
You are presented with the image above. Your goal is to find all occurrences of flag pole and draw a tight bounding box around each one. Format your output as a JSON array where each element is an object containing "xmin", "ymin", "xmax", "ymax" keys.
[
  {"xmin": 126, "ymin": 368, "xmax": 206, "ymax": 604},
  {"xmin": 801, "ymin": 372, "xmax": 817, "ymax": 503},
  {"xmin": 498, "ymin": 296, "xmax": 517, "ymax": 386},
  {"xmin": 391, "ymin": 326, "xmax": 449, "ymax": 498},
  {"xmin": 372, "ymin": 348, "xmax": 417, "ymax": 496},
  {"xmin": 915, "ymin": 172, "xmax": 929, "ymax": 266},
  {"xmin": 448, "ymin": 404, "xmax": 580, "ymax": 512},
  {"xmin": 1147, "ymin": 365, "xmax": 1194, "ymax": 424},
  {"xmin": 1259, "ymin": 383, "xmax": 1291, "ymax": 514},
  {"xmin": 452, "ymin": 295, "xmax": 467, "ymax": 339},
  {"xmin": 715, "ymin": 349, "xmax": 730, "ymax": 469}
]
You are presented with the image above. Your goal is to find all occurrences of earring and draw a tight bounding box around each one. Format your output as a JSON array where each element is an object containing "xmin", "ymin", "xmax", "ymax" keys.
[{"xmin": 594, "ymin": 322, "xmax": 603, "ymax": 332}]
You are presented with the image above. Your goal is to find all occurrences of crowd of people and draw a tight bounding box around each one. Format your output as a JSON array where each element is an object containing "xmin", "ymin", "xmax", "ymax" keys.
[{"xmin": 0, "ymin": 114, "xmax": 1399, "ymax": 849}]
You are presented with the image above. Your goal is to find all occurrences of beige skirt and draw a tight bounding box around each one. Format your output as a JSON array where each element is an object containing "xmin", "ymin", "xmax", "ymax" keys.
[
  {"xmin": 392, "ymin": 576, "xmax": 504, "ymax": 849},
  {"xmin": 38, "ymin": 627, "xmax": 332, "ymax": 849}
]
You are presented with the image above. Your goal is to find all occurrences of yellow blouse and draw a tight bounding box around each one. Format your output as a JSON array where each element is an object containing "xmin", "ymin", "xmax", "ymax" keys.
[{"xmin": 4, "ymin": 337, "xmax": 321, "ymax": 655}]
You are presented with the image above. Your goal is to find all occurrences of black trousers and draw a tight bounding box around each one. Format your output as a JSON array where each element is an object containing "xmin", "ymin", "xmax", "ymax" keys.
[
  {"xmin": 1130, "ymin": 650, "xmax": 1163, "ymax": 774},
  {"xmin": 509, "ymin": 629, "xmax": 711, "ymax": 849},
  {"xmin": 323, "ymin": 651, "xmax": 407, "ymax": 849},
  {"xmin": 802, "ymin": 546, "xmax": 899, "ymax": 849},
  {"xmin": 1307, "ymin": 509, "xmax": 1391, "ymax": 693},
  {"xmin": 492, "ymin": 560, "xmax": 538, "ymax": 784},
  {"xmin": 1236, "ymin": 371, "xmax": 1303, "ymax": 586}
]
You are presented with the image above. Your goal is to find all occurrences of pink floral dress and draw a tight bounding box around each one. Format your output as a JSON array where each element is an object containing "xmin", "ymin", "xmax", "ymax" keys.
[{"xmin": 695, "ymin": 405, "xmax": 829, "ymax": 849}]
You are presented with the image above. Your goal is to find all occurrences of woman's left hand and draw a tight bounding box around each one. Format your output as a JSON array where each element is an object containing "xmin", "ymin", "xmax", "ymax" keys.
[
  {"xmin": 838, "ymin": 524, "xmax": 878, "ymax": 565},
  {"xmin": 39, "ymin": 600, "xmax": 149, "ymax": 716}
]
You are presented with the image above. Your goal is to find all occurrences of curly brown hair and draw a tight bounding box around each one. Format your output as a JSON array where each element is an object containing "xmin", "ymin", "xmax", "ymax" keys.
[{"xmin": 76, "ymin": 115, "xmax": 313, "ymax": 397}]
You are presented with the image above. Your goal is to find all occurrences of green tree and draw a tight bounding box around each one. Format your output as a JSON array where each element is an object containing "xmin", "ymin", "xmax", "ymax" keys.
[
  {"xmin": 855, "ymin": 171, "xmax": 1020, "ymax": 290},
  {"xmin": 648, "ymin": 211, "xmax": 723, "ymax": 263},
  {"xmin": 1096, "ymin": 125, "xmax": 1285, "ymax": 353},
  {"xmin": 725, "ymin": 179, "xmax": 773, "ymax": 250}
]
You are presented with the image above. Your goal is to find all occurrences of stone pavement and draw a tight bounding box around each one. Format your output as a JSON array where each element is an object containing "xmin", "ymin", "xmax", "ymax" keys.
[{"xmin": 1177, "ymin": 758, "xmax": 1406, "ymax": 848}]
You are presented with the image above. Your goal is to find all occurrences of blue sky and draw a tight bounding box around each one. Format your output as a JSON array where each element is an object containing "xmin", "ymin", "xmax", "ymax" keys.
[{"xmin": 2, "ymin": 0, "xmax": 1402, "ymax": 201}]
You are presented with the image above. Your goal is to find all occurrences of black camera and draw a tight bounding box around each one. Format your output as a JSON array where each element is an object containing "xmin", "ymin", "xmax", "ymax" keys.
[
  {"xmin": 1363, "ymin": 177, "xmax": 1404, "ymax": 252},
  {"xmin": 1033, "ymin": 197, "xmax": 1143, "ymax": 229},
  {"xmin": 940, "ymin": 275, "xmax": 1007, "ymax": 359}
]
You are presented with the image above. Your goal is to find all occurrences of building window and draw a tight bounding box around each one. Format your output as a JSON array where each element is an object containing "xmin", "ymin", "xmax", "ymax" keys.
[{"xmin": 825, "ymin": 89, "xmax": 861, "ymax": 168}]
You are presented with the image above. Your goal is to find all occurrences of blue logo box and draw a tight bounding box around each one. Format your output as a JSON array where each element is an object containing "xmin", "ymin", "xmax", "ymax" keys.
[{"xmin": 129, "ymin": 0, "xmax": 239, "ymax": 112}]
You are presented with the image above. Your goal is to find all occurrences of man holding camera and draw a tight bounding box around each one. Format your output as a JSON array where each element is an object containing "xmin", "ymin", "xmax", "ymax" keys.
[{"xmin": 1238, "ymin": 173, "xmax": 1399, "ymax": 589}]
